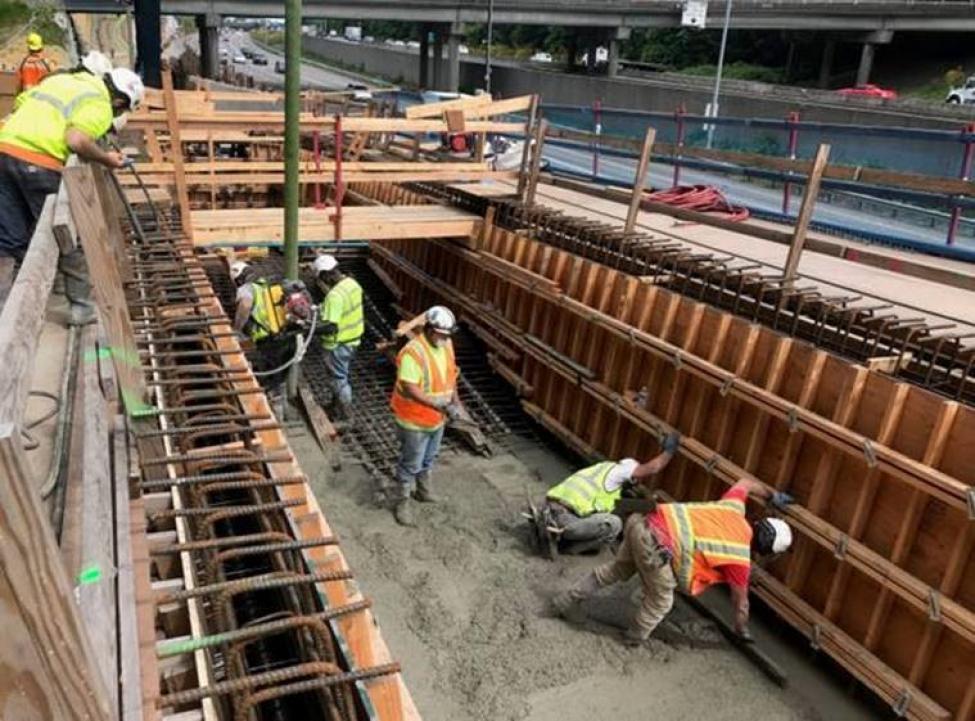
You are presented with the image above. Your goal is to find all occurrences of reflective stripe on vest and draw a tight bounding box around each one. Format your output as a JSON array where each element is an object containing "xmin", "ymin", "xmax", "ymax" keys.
[
  {"xmin": 389, "ymin": 335, "xmax": 456, "ymax": 430},
  {"xmin": 249, "ymin": 280, "xmax": 286, "ymax": 342},
  {"xmin": 320, "ymin": 276, "xmax": 364, "ymax": 349},
  {"xmin": 546, "ymin": 461, "xmax": 621, "ymax": 516},
  {"xmin": 659, "ymin": 498, "xmax": 752, "ymax": 596}
]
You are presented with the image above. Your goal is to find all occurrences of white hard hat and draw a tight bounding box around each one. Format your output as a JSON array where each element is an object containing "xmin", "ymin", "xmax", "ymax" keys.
[
  {"xmin": 313, "ymin": 254, "xmax": 338, "ymax": 274},
  {"xmin": 109, "ymin": 67, "xmax": 145, "ymax": 111},
  {"xmin": 81, "ymin": 50, "xmax": 113, "ymax": 77},
  {"xmin": 230, "ymin": 260, "xmax": 249, "ymax": 282},
  {"xmin": 767, "ymin": 518, "xmax": 793, "ymax": 554},
  {"xmin": 425, "ymin": 305, "xmax": 456, "ymax": 334},
  {"xmin": 607, "ymin": 458, "xmax": 638, "ymax": 487},
  {"xmin": 112, "ymin": 113, "xmax": 128, "ymax": 133}
]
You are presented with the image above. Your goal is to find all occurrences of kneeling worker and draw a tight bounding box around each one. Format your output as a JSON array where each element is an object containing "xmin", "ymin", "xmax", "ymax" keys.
[
  {"xmin": 313, "ymin": 254, "xmax": 364, "ymax": 421},
  {"xmin": 389, "ymin": 305, "xmax": 461, "ymax": 527},
  {"xmin": 554, "ymin": 478, "xmax": 794, "ymax": 646},
  {"xmin": 544, "ymin": 432, "xmax": 680, "ymax": 555}
]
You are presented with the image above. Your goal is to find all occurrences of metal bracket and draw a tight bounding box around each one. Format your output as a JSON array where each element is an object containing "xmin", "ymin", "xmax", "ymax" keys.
[
  {"xmin": 627, "ymin": 327, "xmax": 637, "ymax": 346},
  {"xmin": 833, "ymin": 534, "xmax": 848, "ymax": 560},
  {"xmin": 786, "ymin": 406, "xmax": 799, "ymax": 433},
  {"xmin": 705, "ymin": 454, "xmax": 720, "ymax": 476},
  {"xmin": 672, "ymin": 350, "xmax": 683, "ymax": 370},
  {"xmin": 862, "ymin": 438, "xmax": 878, "ymax": 468},
  {"xmin": 928, "ymin": 589, "xmax": 942, "ymax": 623},
  {"xmin": 810, "ymin": 623, "xmax": 821, "ymax": 651},
  {"xmin": 893, "ymin": 689, "xmax": 912, "ymax": 718},
  {"xmin": 720, "ymin": 376, "xmax": 735, "ymax": 397}
]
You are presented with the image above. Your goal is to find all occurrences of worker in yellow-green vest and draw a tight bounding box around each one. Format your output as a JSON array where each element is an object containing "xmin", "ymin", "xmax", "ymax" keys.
[
  {"xmin": 231, "ymin": 260, "xmax": 294, "ymax": 387},
  {"xmin": 313, "ymin": 254, "xmax": 364, "ymax": 421},
  {"xmin": 543, "ymin": 432, "xmax": 681, "ymax": 555},
  {"xmin": 0, "ymin": 66, "xmax": 144, "ymax": 261}
]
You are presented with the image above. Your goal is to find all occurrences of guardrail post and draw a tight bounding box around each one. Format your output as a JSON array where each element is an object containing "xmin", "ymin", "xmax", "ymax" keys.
[
  {"xmin": 782, "ymin": 111, "xmax": 800, "ymax": 215},
  {"xmin": 946, "ymin": 122, "xmax": 975, "ymax": 246},
  {"xmin": 591, "ymin": 97, "xmax": 602, "ymax": 179},
  {"xmin": 673, "ymin": 104, "xmax": 686, "ymax": 188}
]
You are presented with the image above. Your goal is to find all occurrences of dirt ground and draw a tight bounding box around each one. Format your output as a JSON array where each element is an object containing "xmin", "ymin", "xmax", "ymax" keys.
[{"xmin": 293, "ymin": 431, "xmax": 877, "ymax": 721}]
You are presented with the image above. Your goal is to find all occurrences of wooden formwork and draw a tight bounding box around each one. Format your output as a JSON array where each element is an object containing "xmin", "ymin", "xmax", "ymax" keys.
[{"xmin": 369, "ymin": 219, "xmax": 975, "ymax": 721}]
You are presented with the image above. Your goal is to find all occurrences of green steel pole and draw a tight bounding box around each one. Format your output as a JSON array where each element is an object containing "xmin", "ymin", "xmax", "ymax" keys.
[{"xmin": 283, "ymin": 0, "xmax": 301, "ymax": 281}]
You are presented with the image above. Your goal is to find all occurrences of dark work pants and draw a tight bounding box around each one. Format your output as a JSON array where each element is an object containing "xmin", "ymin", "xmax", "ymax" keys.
[{"xmin": 0, "ymin": 153, "xmax": 61, "ymax": 261}]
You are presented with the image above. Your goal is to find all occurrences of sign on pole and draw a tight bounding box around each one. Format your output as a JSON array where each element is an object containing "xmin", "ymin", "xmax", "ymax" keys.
[{"xmin": 682, "ymin": 0, "xmax": 708, "ymax": 28}]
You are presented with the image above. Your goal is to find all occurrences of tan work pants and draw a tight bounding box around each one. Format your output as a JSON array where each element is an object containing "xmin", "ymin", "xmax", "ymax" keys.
[{"xmin": 593, "ymin": 514, "xmax": 677, "ymax": 638}]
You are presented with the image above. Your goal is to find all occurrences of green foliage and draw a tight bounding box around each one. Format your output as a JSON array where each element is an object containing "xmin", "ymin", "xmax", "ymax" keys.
[
  {"xmin": 0, "ymin": 1, "xmax": 65, "ymax": 50},
  {"xmin": 680, "ymin": 62, "xmax": 784, "ymax": 84}
]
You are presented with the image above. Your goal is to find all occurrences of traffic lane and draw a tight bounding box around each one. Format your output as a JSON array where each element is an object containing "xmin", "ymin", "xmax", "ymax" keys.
[
  {"xmin": 223, "ymin": 33, "xmax": 373, "ymax": 90},
  {"xmin": 543, "ymin": 144, "xmax": 966, "ymax": 248}
]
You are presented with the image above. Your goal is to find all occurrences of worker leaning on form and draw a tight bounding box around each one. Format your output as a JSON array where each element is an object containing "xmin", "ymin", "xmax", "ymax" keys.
[
  {"xmin": 313, "ymin": 254, "xmax": 364, "ymax": 423},
  {"xmin": 544, "ymin": 431, "xmax": 680, "ymax": 556},
  {"xmin": 388, "ymin": 305, "xmax": 463, "ymax": 527},
  {"xmin": 18, "ymin": 33, "xmax": 52, "ymax": 93},
  {"xmin": 0, "ymin": 66, "xmax": 144, "ymax": 260},
  {"xmin": 554, "ymin": 478, "xmax": 795, "ymax": 646}
]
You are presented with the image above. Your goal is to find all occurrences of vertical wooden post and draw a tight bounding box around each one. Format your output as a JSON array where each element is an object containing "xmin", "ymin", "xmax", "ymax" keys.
[
  {"xmin": 624, "ymin": 127, "xmax": 656, "ymax": 234},
  {"xmin": 782, "ymin": 143, "xmax": 830, "ymax": 287},
  {"xmin": 161, "ymin": 67, "xmax": 193, "ymax": 241},
  {"xmin": 516, "ymin": 94, "xmax": 539, "ymax": 198},
  {"xmin": 525, "ymin": 119, "xmax": 548, "ymax": 206}
]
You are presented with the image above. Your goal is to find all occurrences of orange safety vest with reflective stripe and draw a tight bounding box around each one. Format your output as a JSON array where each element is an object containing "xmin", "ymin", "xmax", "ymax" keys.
[
  {"xmin": 657, "ymin": 495, "xmax": 752, "ymax": 596},
  {"xmin": 390, "ymin": 334, "xmax": 457, "ymax": 430},
  {"xmin": 18, "ymin": 53, "xmax": 51, "ymax": 92}
]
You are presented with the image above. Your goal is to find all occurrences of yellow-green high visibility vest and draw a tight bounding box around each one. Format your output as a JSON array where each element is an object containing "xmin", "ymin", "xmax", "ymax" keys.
[
  {"xmin": 249, "ymin": 280, "xmax": 286, "ymax": 342},
  {"xmin": 546, "ymin": 461, "xmax": 622, "ymax": 516},
  {"xmin": 319, "ymin": 276, "xmax": 364, "ymax": 350},
  {"xmin": 0, "ymin": 71, "xmax": 112, "ymax": 170}
]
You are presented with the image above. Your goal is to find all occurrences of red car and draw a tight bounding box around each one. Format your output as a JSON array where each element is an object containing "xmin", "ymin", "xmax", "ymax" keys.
[{"xmin": 836, "ymin": 84, "xmax": 898, "ymax": 100}]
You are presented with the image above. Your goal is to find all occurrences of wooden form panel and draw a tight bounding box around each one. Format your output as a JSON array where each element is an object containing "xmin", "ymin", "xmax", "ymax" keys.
[{"xmin": 369, "ymin": 221, "xmax": 975, "ymax": 721}]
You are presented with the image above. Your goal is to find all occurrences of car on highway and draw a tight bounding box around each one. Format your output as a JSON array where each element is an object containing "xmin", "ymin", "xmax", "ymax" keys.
[
  {"xmin": 252, "ymin": 54, "xmax": 268, "ymax": 65},
  {"xmin": 233, "ymin": 54, "xmax": 247, "ymax": 64},
  {"xmin": 241, "ymin": 48, "xmax": 254, "ymax": 59},
  {"xmin": 836, "ymin": 83, "xmax": 898, "ymax": 100},
  {"xmin": 946, "ymin": 76, "xmax": 975, "ymax": 104},
  {"xmin": 530, "ymin": 51, "xmax": 553, "ymax": 64},
  {"xmin": 275, "ymin": 60, "xmax": 285, "ymax": 74}
]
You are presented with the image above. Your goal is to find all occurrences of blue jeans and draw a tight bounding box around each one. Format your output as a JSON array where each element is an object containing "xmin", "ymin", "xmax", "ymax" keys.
[
  {"xmin": 0, "ymin": 154, "xmax": 60, "ymax": 260},
  {"xmin": 323, "ymin": 343, "xmax": 358, "ymax": 405},
  {"xmin": 395, "ymin": 424, "xmax": 445, "ymax": 488}
]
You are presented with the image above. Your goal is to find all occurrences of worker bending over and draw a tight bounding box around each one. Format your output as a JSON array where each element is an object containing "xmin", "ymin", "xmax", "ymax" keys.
[
  {"xmin": 545, "ymin": 432, "xmax": 680, "ymax": 555},
  {"xmin": 0, "ymin": 66, "xmax": 143, "ymax": 260},
  {"xmin": 554, "ymin": 479, "xmax": 794, "ymax": 645},
  {"xmin": 389, "ymin": 305, "xmax": 462, "ymax": 527},
  {"xmin": 18, "ymin": 33, "xmax": 52, "ymax": 93},
  {"xmin": 232, "ymin": 261, "xmax": 294, "ymax": 386},
  {"xmin": 314, "ymin": 254, "xmax": 364, "ymax": 422}
]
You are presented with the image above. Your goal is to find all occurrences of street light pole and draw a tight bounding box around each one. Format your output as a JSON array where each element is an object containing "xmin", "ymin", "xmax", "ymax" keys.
[
  {"xmin": 707, "ymin": 0, "xmax": 732, "ymax": 149},
  {"xmin": 485, "ymin": 0, "xmax": 494, "ymax": 94}
]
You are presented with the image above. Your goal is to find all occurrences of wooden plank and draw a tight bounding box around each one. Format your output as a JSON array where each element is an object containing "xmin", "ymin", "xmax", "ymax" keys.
[
  {"xmin": 161, "ymin": 68, "xmax": 194, "ymax": 241},
  {"xmin": 525, "ymin": 119, "xmax": 548, "ymax": 206},
  {"xmin": 516, "ymin": 95, "xmax": 539, "ymax": 199},
  {"xmin": 404, "ymin": 93, "xmax": 494, "ymax": 118},
  {"xmin": 783, "ymin": 143, "xmax": 830, "ymax": 287},
  {"xmin": 624, "ymin": 127, "xmax": 656, "ymax": 234}
]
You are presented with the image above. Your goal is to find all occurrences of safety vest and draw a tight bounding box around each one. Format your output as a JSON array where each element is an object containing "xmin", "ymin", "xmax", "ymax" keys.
[
  {"xmin": 390, "ymin": 334, "xmax": 457, "ymax": 430},
  {"xmin": 248, "ymin": 279, "xmax": 287, "ymax": 342},
  {"xmin": 546, "ymin": 461, "xmax": 622, "ymax": 516},
  {"xmin": 18, "ymin": 53, "xmax": 51, "ymax": 92},
  {"xmin": 320, "ymin": 276, "xmax": 364, "ymax": 350},
  {"xmin": 657, "ymin": 496, "xmax": 752, "ymax": 596},
  {"xmin": 0, "ymin": 71, "xmax": 112, "ymax": 171}
]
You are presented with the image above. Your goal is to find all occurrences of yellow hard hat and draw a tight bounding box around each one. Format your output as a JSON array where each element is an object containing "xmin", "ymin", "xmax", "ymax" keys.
[{"xmin": 26, "ymin": 33, "xmax": 43, "ymax": 51}]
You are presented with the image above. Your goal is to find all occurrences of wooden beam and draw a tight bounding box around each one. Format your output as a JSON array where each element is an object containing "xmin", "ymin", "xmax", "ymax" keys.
[
  {"xmin": 624, "ymin": 127, "xmax": 656, "ymax": 234},
  {"xmin": 783, "ymin": 143, "xmax": 830, "ymax": 288},
  {"xmin": 161, "ymin": 68, "xmax": 194, "ymax": 241},
  {"xmin": 525, "ymin": 119, "xmax": 549, "ymax": 206}
]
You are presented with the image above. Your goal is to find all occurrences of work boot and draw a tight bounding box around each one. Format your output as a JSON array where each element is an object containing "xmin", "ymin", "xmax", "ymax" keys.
[
  {"xmin": 621, "ymin": 628, "xmax": 648, "ymax": 648},
  {"xmin": 413, "ymin": 472, "xmax": 440, "ymax": 503},
  {"xmin": 393, "ymin": 486, "xmax": 416, "ymax": 527},
  {"xmin": 68, "ymin": 301, "xmax": 97, "ymax": 327},
  {"xmin": 552, "ymin": 571, "xmax": 600, "ymax": 622}
]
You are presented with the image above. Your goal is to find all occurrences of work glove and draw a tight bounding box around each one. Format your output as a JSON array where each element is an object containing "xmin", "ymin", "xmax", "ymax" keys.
[
  {"xmin": 662, "ymin": 431, "xmax": 681, "ymax": 455},
  {"xmin": 770, "ymin": 491, "xmax": 795, "ymax": 511}
]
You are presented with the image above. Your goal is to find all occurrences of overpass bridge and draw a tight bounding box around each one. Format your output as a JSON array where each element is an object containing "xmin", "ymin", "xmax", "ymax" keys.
[{"xmin": 67, "ymin": 0, "xmax": 975, "ymax": 90}]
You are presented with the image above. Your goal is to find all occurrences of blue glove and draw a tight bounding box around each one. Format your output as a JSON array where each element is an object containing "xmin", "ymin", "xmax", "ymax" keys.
[
  {"xmin": 662, "ymin": 431, "xmax": 681, "ymax": 455},
  {"xmin": 770, "ymin": 491, "xmax": 794, "ymax": 510}
]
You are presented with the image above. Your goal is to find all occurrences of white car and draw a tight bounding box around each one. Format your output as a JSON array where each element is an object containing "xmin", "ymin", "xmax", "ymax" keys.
[
  {"xmin": 406, "ymin": 40, "xmax": 420, "ymax": 49},
  {"xmin": 459, "ymin": 44, "xmax": 470, "ymax": 55},
  {"xmin": 233, "ymin": 54, "xmax": 247, "ymax": 64},
  {"xmin": 946, "ymin": 76, "xmax": 975, "ymax": 104},
  {"xmin": 530, "ymin": 51, "xmax": 553, "ymax": 63}
]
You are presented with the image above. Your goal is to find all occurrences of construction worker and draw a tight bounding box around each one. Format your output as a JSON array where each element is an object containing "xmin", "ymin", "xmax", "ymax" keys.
[
  {"xmin": 313, "ymin": 254, "xmax": 364, "ymax": 421},
  {"xmin": 553, "ymin": 478, "xmax": 794, "ymax": 646},
  {"xmin": 18, "ymin": 33, "xmax": 52, "ymax": 93},
  {"xmin": 231, "ymin": 260, "xmax": 292, "ymax": 384},
  {"xmin": 388, "ymin": 305, "xmax": 462, "ymax": 526},
  {"xmin": 544, "ymin": 432, "xmax": 681, "ymax": 555},
  {"xmin": 0, "ymin": 66, "xmax": 144, "ymax": 261}
]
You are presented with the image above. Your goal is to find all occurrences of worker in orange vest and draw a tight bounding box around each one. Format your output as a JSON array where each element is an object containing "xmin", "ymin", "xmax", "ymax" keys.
[
  {"xmin": 18, "ymin": 33, "xmax": 52, "ymax": 93},
  {"xmin": 388, "ymin": 305, "xmax": 462, "ymax": 526},
  {"xmin": 553, "ymin": 478, "xmax": 795, "ymax": 645}
]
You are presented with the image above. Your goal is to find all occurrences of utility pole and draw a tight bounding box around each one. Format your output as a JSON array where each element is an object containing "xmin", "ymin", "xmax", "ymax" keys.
[
  {"xmin": 485, "ymin": 0, "xmax": 494, "ymax": 94},
  {"xmin": 284, "ymin": 0, "xmax": 301, "ymax": 401},
  {"xmin": 706, "ymin": 0, "xmax": 732, "ymax": 149}
]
